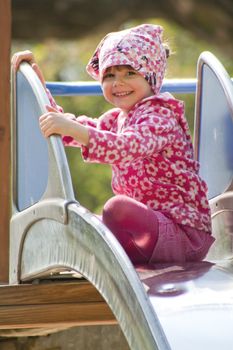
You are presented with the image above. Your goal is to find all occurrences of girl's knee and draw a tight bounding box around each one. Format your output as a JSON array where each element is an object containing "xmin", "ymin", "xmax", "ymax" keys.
[{"xmin": 103, "ymin": 195, "xmax": 129, "ymax": 224}]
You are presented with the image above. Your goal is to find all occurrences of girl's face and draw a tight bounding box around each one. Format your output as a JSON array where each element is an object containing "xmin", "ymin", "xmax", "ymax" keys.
[{"xmin": 101, "ymin": 65, "xmax": 153, "ymax": 112}]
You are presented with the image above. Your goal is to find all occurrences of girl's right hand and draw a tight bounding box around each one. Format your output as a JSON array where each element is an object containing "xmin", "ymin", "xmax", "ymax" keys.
[
  {"xmin": 11, "ymin": 50, "xmax": 46, "ymax": 87},
  {"xmin": 11, "ymin": 50, "xmax": 35, "ymax": 71}
]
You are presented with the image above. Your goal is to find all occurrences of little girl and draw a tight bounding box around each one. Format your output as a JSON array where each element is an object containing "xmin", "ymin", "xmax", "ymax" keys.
[{"xmin": 12, "ymin": 24, "xmax": 214, "ymax": 264}]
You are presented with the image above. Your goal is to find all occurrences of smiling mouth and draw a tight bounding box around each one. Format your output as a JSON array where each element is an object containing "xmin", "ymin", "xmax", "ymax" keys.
[{"xmin": 113, "ymin": 91, "xmax": 133, "ymax": 97}]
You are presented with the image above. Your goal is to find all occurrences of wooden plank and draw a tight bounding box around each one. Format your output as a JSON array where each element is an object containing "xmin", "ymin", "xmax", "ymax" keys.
[
  {"xmin": 0, "ymin": 0, "xmax": 11, "ymax": 283},
  {"xmin": 0, "ymin": 281, "xmax": 104, "ymax": 305},
  {"xmin": 0, "ymin": 281, "xmax": 116, "ymax": 329},
  {"xmin": 0, "ymin": 303, "xmax": 116, "ymax": 329}
]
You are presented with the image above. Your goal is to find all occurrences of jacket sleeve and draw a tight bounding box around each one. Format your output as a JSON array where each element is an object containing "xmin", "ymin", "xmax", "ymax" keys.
[
  {"xmin": 46, "ymin": 88, "xmax": 64, "ymax": 113},
  {"xmin": 62, "ymin": 109, "xmax": 119, "ymax": 147},
  {"xmin": 81, "ymin": 110, "xmax": 177, "ymax": 165},
  {"xmin": 62, "ymin": 115, "xmax": 98, "ymax": 147}
]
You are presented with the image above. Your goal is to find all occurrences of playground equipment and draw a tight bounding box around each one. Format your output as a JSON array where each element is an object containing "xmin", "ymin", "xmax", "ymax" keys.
[{"xmin": 0, "ymin": 52, "xmax": 233, "ymax": 349}]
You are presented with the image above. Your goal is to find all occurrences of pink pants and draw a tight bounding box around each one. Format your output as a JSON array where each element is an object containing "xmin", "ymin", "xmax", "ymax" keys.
[{"xmin": 102, "ymin": 195, "xmax": 214, "ymax": 264}]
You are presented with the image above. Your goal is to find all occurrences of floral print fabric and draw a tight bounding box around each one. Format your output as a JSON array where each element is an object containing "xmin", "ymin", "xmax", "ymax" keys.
[
  {"xmin": 86, "ymin": 24, "xmax": 167, "ymax": 95},
  {"xmin": 63, "ymin": 92, "xmax": 212, "ymax": 234}
]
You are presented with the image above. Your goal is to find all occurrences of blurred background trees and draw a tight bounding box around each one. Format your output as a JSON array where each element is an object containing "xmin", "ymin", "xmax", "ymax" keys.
[
  {"xmin": 12, "ymin": 0, "xmax": 233, "ymax": 213},
  {"xmin": 12, "ymin": 0, "xmax": 233, "ymax": 54}
]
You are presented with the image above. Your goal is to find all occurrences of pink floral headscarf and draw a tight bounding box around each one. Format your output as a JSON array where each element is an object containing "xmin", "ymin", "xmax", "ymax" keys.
[{"xmin": 86, "ymin": 24, "xmax": 167, "ymax": 95}]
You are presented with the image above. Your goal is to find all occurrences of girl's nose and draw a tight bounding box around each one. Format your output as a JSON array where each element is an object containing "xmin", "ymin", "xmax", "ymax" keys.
[{"xmin": 113, "ymin": 76, "xmax": 124, "ymax": 86}]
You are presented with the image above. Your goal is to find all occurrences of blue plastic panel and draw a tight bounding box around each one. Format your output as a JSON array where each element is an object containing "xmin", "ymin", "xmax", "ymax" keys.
[
  {"xmin": 198, "ymin": 64, "xmax": 233, "ymax": 199},
  {"xmin": 16, "ymin": 71, "xmax": 48, "ymax": 211}
]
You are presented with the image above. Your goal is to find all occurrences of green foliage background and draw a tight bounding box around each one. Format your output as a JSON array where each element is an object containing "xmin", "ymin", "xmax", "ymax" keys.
[{"xmin": 12, "ymin": 18, "xmax": 233, "ymax": 213}]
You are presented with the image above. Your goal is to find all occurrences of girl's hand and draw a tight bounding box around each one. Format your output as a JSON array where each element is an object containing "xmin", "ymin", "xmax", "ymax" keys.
[
  {"xmin": 11, "ymin": 50, "xmax": 46, "ymax": 87},
  {"xmin": 39, "ymin": 105, "xmax": 76, "ymax": 138},
  {"xmin": 11, "ymin": 50, "xmax": 35, "ymax": 71},
  {"xmin": 40, "ymin": 105, "xmax": 89, "ymax": 146}
]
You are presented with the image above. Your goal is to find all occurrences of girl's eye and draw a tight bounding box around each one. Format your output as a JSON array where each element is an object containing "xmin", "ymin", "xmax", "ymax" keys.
[
  {"xmin": 103, "ymin": 73, "xmax": 114, "ymax": 80},
  {"xmin": 127, "ymin": 70, "xmax": 136, "ymax": 76}
]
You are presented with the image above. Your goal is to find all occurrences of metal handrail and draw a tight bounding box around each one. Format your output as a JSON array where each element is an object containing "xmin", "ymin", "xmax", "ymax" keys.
[
  {"xmin": 47, "ymin": 77, "xmax": 233, "ymax": 97},
  {"xmin": 46, "ymin": 78, "xmax": 197, "ymax": 96}
]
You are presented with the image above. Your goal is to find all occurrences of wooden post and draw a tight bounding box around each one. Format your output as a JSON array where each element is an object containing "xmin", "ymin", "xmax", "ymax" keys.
[{"xmin": 0, "ymin": 0, "xmax": 11, "ymax": 283}]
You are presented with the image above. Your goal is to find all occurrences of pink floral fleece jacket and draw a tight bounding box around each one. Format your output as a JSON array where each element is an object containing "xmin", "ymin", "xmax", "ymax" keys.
[{"xmin": 50, "ymin": 91, "xmax": 211, "ymax": 233}]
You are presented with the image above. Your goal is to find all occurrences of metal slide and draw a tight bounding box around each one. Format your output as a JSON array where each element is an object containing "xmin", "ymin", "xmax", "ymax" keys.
[
  {"xmin": 10, "ymin": 63, "xmax": 170, "ymax": 350},
  {"xmin": 9, "ymin": 53, "xmax": 233, "ymax": 349}
]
